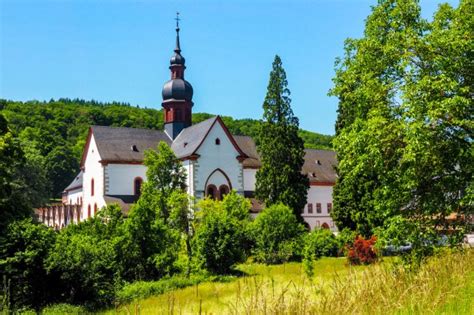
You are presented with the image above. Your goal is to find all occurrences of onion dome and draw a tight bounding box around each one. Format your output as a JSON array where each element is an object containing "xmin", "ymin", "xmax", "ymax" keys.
[{"xmin": 162, "ymin": 78, "xmax": 193, "ymax": 101}]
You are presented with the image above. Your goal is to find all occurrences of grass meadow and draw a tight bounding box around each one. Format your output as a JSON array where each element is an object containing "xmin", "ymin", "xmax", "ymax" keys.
[{"xmin": 98, "ymin": 249, "xmax": 473, "ymax": 315}]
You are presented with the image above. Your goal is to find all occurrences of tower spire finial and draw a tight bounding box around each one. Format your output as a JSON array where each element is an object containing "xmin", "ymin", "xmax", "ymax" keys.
[{"xmin": 174, "ymin": 12, "xmax": 181, "ymax": 53}]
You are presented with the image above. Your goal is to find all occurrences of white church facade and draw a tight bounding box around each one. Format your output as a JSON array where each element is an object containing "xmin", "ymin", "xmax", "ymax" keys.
[{"xmin": 57, "ymin": 22, "xmax": 338, "ymax": 232}]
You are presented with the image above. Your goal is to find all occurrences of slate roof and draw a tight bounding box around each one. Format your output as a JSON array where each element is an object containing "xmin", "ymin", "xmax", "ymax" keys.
[
  {"xmin": 88, "ymin": 122, "xmax": 337, "ymax": 185},
  {"xmin": 64, "ymin": 171, "xmax": 83, "ymax": 191},
  {"xmin": 91, "ymin": 125, "xmax": 172, "ymax": 163},
  {"xmin": 171, "ymin": 117, "xmax": 218, "ymax": 158},
  {"xmin": 233, "ymin": 135, "xmax": 261, "ymax": 168},
  {"xmin": 103, "ymin": 195, "xmax": 139, "ymax": 215},
  {"xmin": 302, "ymin": 149, "xmax": 338, "ymax": 184}
]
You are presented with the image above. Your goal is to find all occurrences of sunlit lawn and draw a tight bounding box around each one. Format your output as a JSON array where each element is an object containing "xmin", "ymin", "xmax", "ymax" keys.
[
  {"xmin": 102, "ymin": 257, "xmax": 361, "ymax": 314},
  {"xmin": 101, "ymin": 250, "xmax": 473, "ymax": 315}
]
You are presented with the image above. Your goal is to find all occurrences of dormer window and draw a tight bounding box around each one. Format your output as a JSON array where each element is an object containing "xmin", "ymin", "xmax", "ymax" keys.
[
  {"xmin": 215, "ymin": 138, "xmax": 221, "ymax": 145},
  {"xmin": 131, "ymin": 145, "xmax": 139, "ymax": 152}
]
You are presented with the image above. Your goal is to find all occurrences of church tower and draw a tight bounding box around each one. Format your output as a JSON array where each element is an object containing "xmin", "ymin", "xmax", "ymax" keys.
[{"xmin": 162, "ymin": 13, "xmax": 194, "ymax": 140}]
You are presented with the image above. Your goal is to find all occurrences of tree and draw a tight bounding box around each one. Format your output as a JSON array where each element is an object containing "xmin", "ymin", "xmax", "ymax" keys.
[
  {"xmin": 168, "ymin": 191, "xmax": 193, "ymax": 276},
  {"xmin": 255, "ymin": 55, "xmax": 309, "ymax": 219},
  {"xmin": 330, "ymin": 0, "xmax": 472, "ymax": 254},
  {"xmin": 143, "ymin": 141, "xmax": 187, "ymax": 220},
  {"xmin": 0, "ymin": 219, "xmax": 57, "ymax": 310},
  {"xmin": 121, "ymin": 141, "xmax": 186, "ymax": 280},
  {"xmin": 250, "ymin": 203, "xmax": 306, "ymax": 264},
  {"xmin": 45, "ymin": 146, "xmax": 79, "ymax": 198},
  {"xmin": 0, "ymin": 114, "xmax": 44, "ymax": 235}
]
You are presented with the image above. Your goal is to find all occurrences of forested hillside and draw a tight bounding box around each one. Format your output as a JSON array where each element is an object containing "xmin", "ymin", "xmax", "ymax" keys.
[{"xmin": 0, "ymin": 98, "xmax": 333, "ymax": 199}]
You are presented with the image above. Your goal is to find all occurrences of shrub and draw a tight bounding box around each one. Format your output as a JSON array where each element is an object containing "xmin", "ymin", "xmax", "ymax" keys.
[
  {"xmin": 347, "ymin": 235, "xmax": 378, "ymax": 265},
  {"xmin": 41, "ymin": 303, "xmax": 86, "ymax": 314},
  {"xmin": 336, "ymin": 228, "xmax": 357, "ymax": 255},
  {"xmin": 251, "ymin": 204, "xmax": 305, "ymax": 264},
  {"xmin": 193, "ymin": 196, "xmax": 249, "ymax": 274},
  {"xmin": 306, "ymin": 229, "xmax": 339, "ymax": 257}
]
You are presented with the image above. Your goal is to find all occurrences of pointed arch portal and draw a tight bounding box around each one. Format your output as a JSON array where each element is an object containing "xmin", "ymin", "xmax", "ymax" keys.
[{"xmin": 204, "ymin": 168, "xmax": 232, "ymax": 200}]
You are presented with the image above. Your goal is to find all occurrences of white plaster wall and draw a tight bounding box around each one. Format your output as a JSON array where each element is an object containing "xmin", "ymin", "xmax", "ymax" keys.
[
  {"xmin": 243, "ymin": 168, "xmax": 257, "ymax": 191},
  {"xmin": 106, "ymin": 164, "xmax": 147, "ymax": 195},
  {"xmin": 183, "ymin": 160, "xmax": 194, "ymax": 196},
  {"xmin": 82, "ymin": 135, "xmax": 106, "ymax": 220},
  {"xmin": 194, "ymin": 122, "xmax": 244, "ymax": 198},
  {"xmin": 302, "ymin": 185, "xmax": 337, "ymax": 231},
  {"xmin": 66, "ymin": 188, "xmax": 83, "ymax": 205}
]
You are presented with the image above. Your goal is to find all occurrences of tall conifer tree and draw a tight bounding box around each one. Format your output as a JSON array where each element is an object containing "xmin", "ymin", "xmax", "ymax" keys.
[{"xmin": 255, "ymin": 55, "xmax": 309, "ymax": 219}]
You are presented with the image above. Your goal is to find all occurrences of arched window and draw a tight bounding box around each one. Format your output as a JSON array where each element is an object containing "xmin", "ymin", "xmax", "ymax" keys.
[
  {"xmin": 134, "ymin": 177, "xmax": 143, "ymax": 196},
  {"xmin": 206, "ymin": 185, "xmax": 217, "ymax": 200},
  {"xmin": 91, "ymin": 178, "xmax": 95, "ymax": 196},
  {"xmin": 94, "ymin": 203, "xmax": 98, "ymax": 216},
  {"xmin": 219, "ymin": 185, "xmax": 229, "ymax": 200},
  {"xmin": 321, "ymin": 222, "xmax": 330, "ymax": 229},
  {"xmin": 215, "ymin": 138, "xmax": 221, "ymax": 145},
  {"xmin": 87, "ymin": 205, "xmax": 91, "ymax": 218}
]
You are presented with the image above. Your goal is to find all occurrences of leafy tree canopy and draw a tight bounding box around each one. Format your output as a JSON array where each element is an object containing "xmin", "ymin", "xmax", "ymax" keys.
[{"xmin": 330, "ymin": 0, "xmax": 473, "ymax": 250}]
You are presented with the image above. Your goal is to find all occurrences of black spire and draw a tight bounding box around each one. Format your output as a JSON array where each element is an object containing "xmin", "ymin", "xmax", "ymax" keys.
[
  {"xmin": 170, "ymin": 12, "xmax": 185, "ymax": 66},
  {"xmin": 175, "ymin": 12, "xmax": 181, "ymax": 53}
]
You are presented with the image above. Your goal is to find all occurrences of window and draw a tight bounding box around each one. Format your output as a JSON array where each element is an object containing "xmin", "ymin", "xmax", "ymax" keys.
[
  {"xmin": 94, "ymin": 203, "xmax": 98, "ymax": 216},
  {"xmin": 307, "ymin": 203, "xmax": 313, "ymax": 214},
  {"xmin": 215, "ymin": 138, "xmax": 221, "ymax": 145},
  {"xmin": 206, "ymin": 185, "xmax": 217, "ymax": 200},
  {"xmin": 321, "ymin": 222, "xmax": 330, "ymax": 229},
  {"xmin": 91, "ymin": 178, "xmax": 95, "ymax": 196},
  {"xmin": 134, "ymin": 177, "xmax": 143, "ymax": 196},
  {"xmin": 219, "ymin": 185, "xmax": 229, "ymax": 200},
  {"xmin": 87, "ymin": 205, "xmax": 91, "ymax": 218},
  {"xmin": 327, "ymin": 203, "xmax": 332, "ymax": 213},
  {"xmin": 316, "ymin": 203, "xmax": 322, "ymax": 213}
]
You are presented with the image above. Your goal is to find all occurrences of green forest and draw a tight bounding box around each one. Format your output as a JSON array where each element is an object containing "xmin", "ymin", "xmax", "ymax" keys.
[{"xmin": 0, "ymin": 98, "xmax": 333, "ymax": 200}]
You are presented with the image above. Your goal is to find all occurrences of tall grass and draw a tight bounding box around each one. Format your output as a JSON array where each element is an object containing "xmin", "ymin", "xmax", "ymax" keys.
[
  {"xmin": 104, "ymin": 250, "xmax": 473, "ymax": 314},
  {"xmin": 226, "ymin": 249, "xmax": 473, "ymax": 314}
]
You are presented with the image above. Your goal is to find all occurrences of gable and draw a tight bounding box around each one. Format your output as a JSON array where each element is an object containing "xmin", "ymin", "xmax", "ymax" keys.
[
  {"xmin": 172, "ymin": 116, "xmax": 247, "ymax": 160},
  {"xmin": 195, "ymin": 118, "xmax": 242, "ymax": 158}
]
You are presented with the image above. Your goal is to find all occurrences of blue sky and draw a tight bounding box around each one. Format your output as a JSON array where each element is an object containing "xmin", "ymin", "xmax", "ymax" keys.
[{"xmin": 0, "ymin": 0, "xmax": 457, "ymax": 135}]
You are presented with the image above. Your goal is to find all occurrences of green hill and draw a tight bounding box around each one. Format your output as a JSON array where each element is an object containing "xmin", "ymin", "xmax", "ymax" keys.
[{"xmin": 0, "ymin": 98, "xmax": 333, "ymax": 198}]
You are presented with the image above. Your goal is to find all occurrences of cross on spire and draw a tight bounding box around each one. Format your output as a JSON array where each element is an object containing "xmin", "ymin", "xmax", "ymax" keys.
[{"xmin": 175, "ymin": 12, "xmax": 180, "ymax": 30}]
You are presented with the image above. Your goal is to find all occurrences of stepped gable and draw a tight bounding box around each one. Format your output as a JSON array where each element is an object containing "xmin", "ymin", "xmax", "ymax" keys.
[
  {"xmin": 91, "ymin": 125, "xmax": 172, "ymax": 163},
  {"xmin": 302, "ymin": 149, "xmax": 337, "ymax": 184}
]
